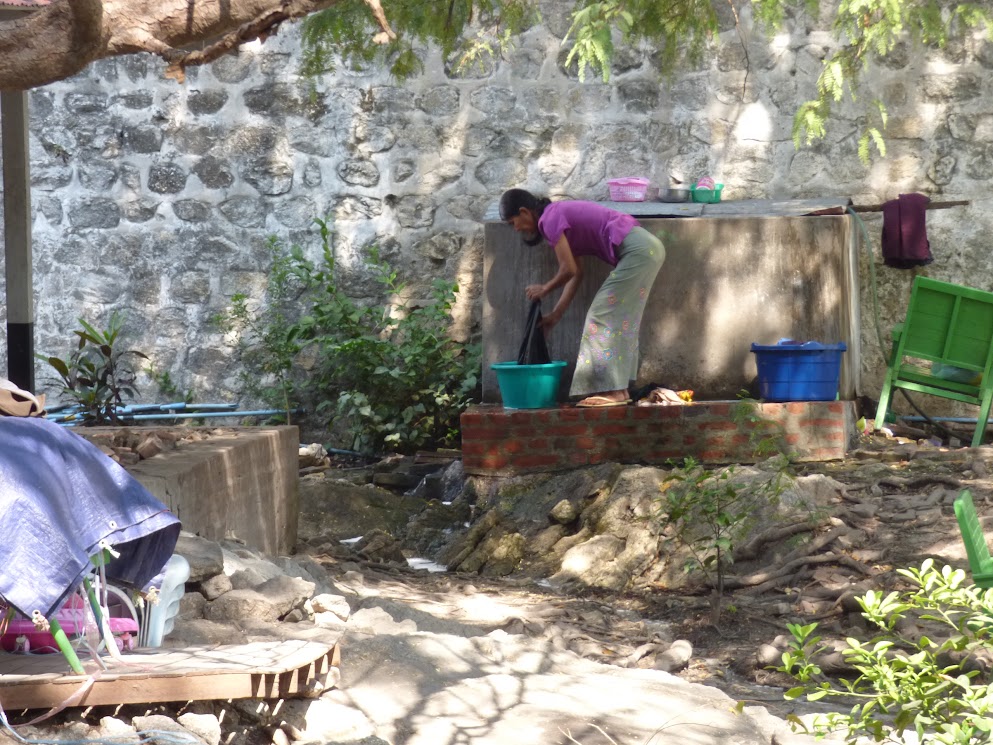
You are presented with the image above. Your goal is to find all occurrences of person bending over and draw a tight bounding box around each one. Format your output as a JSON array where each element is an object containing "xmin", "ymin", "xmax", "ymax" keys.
[{"xmin": 500, "ymin": 188, "xmax": 666, "ymax": 408}]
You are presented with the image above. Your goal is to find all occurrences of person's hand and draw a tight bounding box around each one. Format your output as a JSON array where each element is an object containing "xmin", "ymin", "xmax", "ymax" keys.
[{"xmin": 525, "ymin": 284, "xmax": 545, "ymax": 301}]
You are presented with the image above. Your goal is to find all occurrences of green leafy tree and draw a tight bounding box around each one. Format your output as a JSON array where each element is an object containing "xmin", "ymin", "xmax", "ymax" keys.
[
  {"xmin": 296, "ymin": 0, "xmax": 991, "ymax": 163},
  {"xmin": 1, "ymin": 2, "xmax": 988, "ymax": 163}
]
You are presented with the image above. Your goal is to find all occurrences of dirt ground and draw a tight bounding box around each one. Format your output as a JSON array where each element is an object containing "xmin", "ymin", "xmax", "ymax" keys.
[{"xmin": 318, "ymin": 422, "xmax": 989, "ymax": 723}]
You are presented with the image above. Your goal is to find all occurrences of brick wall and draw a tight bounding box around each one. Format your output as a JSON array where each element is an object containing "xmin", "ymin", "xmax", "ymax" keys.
[{"xmin": 461, "ymin": 400, "xmax": 857, "ymax": 476}]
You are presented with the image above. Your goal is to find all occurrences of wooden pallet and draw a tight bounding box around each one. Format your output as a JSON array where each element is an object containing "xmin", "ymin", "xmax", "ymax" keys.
[{"xmin": 0, "ymin": 639, "xmax": 340, "ymax": 710}]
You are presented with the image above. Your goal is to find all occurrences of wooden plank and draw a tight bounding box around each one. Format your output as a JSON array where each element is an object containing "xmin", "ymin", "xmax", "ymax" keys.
[{"xmin": 0, "ymin": 640, "xmax": 339, "ymax": 710}]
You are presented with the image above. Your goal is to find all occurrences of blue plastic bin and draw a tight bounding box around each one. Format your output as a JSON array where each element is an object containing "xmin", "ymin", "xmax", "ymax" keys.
[
  {"xmin": 491, "ymin": 361, "xmax": 567, "ymax": 409},
  {"xmin": 750, "ymin": 341, "xmax": 847, "ymax": 402}
]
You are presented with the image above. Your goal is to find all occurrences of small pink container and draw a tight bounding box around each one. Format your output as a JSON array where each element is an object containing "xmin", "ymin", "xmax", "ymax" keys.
[{"xmin": 607, "ymin": 177, "xmax": 651, "ymax": 202}]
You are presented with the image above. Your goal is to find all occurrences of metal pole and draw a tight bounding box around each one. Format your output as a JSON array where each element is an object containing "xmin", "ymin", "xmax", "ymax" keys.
[{"xmin": 2, "ymin": 88, "xmax": 34, "ymax": 391}]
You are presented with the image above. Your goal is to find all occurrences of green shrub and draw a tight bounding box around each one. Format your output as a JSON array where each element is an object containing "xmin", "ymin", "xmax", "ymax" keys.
[
  {"xmin": 779, "ymin": 559, "xmax": 993, "ymax": 744},
  {"xmin": 38, "ymin": 311, "xmax": 148, "ymax": 425},
  {"xmin": 215, "ymin": 218, "xmax": 480, "ymax": 454}
]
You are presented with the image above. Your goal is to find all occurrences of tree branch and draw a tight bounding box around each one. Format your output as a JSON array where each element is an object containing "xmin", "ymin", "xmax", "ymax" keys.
[{"xmin": 0, "ymin": 0, "xmax": 396, "ymax": 91}]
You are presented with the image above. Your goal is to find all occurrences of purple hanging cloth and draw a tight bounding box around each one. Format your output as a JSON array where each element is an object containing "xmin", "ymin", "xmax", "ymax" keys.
[{"xmin": 881, "ymin": 193, "xmax": 933, "ymax": 269}]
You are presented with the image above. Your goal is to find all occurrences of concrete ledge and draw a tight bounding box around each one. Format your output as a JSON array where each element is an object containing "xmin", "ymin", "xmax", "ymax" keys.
[
  {"xmin": 77, "ymin": 427, "xmax": 299, "ymax": 555},
  {"xmin": 461, "ymin": 401, "xmax": 857, "ymax": 476}
]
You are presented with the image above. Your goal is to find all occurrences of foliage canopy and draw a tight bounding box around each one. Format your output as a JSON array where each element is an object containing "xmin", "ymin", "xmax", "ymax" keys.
[{"xmin": 301, "ymin": 0, "xmax": 993, "ymax": 160}]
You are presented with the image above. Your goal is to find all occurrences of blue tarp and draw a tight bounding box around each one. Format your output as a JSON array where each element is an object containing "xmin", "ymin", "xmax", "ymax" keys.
[{"xmin": 0, "ymin": 417, "xmax": 180, "ymax": 618}]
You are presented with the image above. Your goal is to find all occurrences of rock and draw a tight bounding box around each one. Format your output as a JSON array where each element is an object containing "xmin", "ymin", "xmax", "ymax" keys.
[
  {"xmin": 199, "ymin": 573, "xmax": 233, "ymax": 600},
  {"xmin": 756, "ymin": 643, "xmax": 783, "ymax": 667},
  {"xmin": 299, "ymin": 443, "xmax": 331, "ymax": 469},
  {"xmin": 178, "ymin": 591, "xmax": 208, "ymax": 620},
  {"xmin": 297, "ymin": 477, "xmax": 427, "ymax": 543},
  {"xmin": 177, "ymin": 533, "xmax": 225, "ymax": 582},
  {"xmin": 132, "ymin": 715, "xmax": 207, "ymax": 744},
  {"xmin": 222, "ymin": 545, "xmax": 286, "ymax": 583},
  {"xmin": 276, "ymin": 697, "xmax": 379, "ymax": 743},
  {"xmin": 178, "ymin": 713, "xmax": 222, "ymax": 745},
  {"xmin": 355, "ymin": 529, "xmax": 407, "ymax": 563},
  {"xmin": 205, "ymin": 575, "xmax": 315, "ymax": 623},
  {"xmin": 549, "ymin": 499, "xmax": 579, "ymax": 524},
  {"xmin": 347, "ymin": 606, "xmax": 418, "ymax": 635},
  {"xmin": 311, "ymin": 593, "xmax": 352, "ymax": 621},
  {"xmin": 655, "ymin": 639, "xmax": 693, "ymax": 672},
  {"xmin": 274, "ymin": 555, "xmax": 337, "ymax": 595}
]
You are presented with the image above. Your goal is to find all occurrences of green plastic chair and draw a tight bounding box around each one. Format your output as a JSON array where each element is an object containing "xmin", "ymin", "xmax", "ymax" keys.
[
  {"xmin": 875, "ymin": 277, "xmax": 993, "ymax": 447},
  {"xmin": 954, "ymin": 490, "xmax": 993, "ymax": 588}
]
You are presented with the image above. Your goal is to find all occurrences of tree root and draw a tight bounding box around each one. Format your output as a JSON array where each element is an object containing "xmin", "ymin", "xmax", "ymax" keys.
[{"xmin": 733, "ymin": 519, "xmax": 825, "ymax": 562}]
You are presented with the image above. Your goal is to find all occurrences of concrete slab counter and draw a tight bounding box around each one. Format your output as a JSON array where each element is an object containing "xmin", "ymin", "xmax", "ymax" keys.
[
  {"xmin": 77, "ymin": 426, "xmax": 299, "ymax": 556},
  {"xmin": 483, "ymin": 198, "xmax": 860, "ymax": 405}
]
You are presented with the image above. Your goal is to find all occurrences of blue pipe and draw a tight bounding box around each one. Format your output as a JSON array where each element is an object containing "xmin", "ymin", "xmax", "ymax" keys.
[{"xmin": 51, "ymin": 408, "xmax": 304, "ymax": 424}]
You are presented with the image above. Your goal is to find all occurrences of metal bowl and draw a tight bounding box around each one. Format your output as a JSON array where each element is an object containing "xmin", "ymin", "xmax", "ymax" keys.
[{"xmin": 659, "ymin": 188, "xmax": 690, "ymax": 203}]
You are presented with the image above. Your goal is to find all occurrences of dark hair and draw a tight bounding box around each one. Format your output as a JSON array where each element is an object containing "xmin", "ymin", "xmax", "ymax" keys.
[{"xmin": 499, "ymin": 189, "xmax": 552, "ymax": 222}]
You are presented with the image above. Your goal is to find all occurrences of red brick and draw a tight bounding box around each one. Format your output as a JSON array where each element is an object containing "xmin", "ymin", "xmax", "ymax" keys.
[
  {"xmin": 464, "ymin": 426, "xmax": 513, "ymax": 440},
  {"xmin": 647, "ymin": 449, "xmax": 684, "ymax": 461},
  {"xmin": 587, "ymin": 452, "xmax": 605, "ymax": 464},
  {"xmin": 682, "ymin": 435, "xmax": 697, "ymax": 446},
  {"xmin": 631, "ymin": 407, "xmax": 656, "ymax": 420},
  {"xmin": 606, "ymin": 407, "xmax": 631, "ymax": 420},
  {"xmin": 461, "ymin": 441, "xmax": 487, "ymax": 455},
  {"xmin": 705, "ymin": 402, "xmax": 732, "ymax": 417},
  {"xmin": 697, "ymin": 420, "xmax": 737, "ymax": 432},
  {"xmin": 558, "ymin": 408, "xmax": 584, "ymax": 421},
  {"xmin": 546, "ymin": 424, "xmax": 589, "ymax": 436},
  {"xmin": 478, "ymin": 454, "xmax": 511, "ymax": 470},
  {"xmin": 698, "ymin": 450, "xmax": 728, "ymax": 461},
  {"xmin": 826, "ymin": 402, "xmax": 845, "ymax": 414},
  {"xmin": 821, "ymin": 430, "xmax": 845, "ymax": 442},
  {"xmin": 579, "ymin": 408, "xmax": 608, "ymax": 422},
  {"xmin": 786, "ymin": 403, "xmax": 808, "ymax": 414},
  {"xmin": 527, "ymin": 438, "xmax": 551, "ymax": 451},
  {"xmin": 504, "ymin": 439, "xmax": 526, "ymax": 454},
  {"xmin": 461, "ymin": 411, "xmax": 485, "ymax": 426},
  {"xmin": 509, "ymin": 411, "xmax": 539, "ymax": 425},
  {"xmin": 574, "ymin": 436, "xmax": 598, "ymax": 450},
  {"xmin": 515, "ymin": 454, "xmax": 561, "ymax": 468},
  {"xmin": 730, "ymin": 433, "xmax": 752, "ymax": 446},
  {"xmin": 785, "ymin": 433, "xmax": 802, "ymax": 445},
  {"xmin": 808, "ymin": 418, "xmax": 842, "ymax": 428},
  {"xmin": 591, "ymin": 423, "xmax": 637, "ymax": 436},
  {"xmin": 568, "ymin": 452, "xmax": 590, "ymax": 465}
]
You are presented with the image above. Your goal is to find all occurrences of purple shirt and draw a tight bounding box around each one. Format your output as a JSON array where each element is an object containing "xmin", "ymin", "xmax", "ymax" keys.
[{"xmin": 538, "ymin": 201, "xmax": 639, "ymax": 267}]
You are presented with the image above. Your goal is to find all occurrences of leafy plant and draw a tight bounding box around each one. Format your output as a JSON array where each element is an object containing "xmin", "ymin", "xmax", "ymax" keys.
[
  {"xmin": 38, "ymin": 311, "xmax": 148, "ymax": 425},
  {"xmin": 657, "ymin": 456, "xmax": 791, "ymax": 624},
  {"xmin": 146, "ymin": 365, "xmax": 194, "ymax": 404},
  {"xmin": 779, "ymin": 559, "xmax": 993, "ymax": 744},
  {"xmin": 216, "ymin": 218, "xmax": 481, "ymax": 454}
]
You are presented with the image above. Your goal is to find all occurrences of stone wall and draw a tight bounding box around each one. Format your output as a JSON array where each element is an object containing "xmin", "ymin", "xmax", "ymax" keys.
[{"xmin": 1, "ymin": 1, "xmax": 992, "ymax": 416}]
